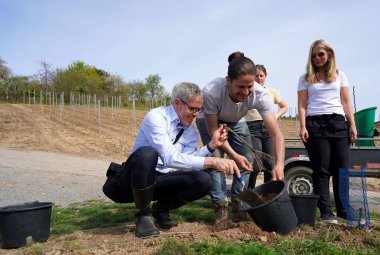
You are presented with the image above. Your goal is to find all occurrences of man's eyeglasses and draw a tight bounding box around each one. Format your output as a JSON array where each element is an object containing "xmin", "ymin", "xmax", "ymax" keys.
[
  {"xmin": 178, "ymin": 98, "xmax": 202, "ymax": 114},
  {"xmin": 312, "ymin": 52, "xmax": 326, "ymax": 59}
]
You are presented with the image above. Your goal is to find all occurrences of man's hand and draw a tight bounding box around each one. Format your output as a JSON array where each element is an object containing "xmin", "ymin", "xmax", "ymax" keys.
[
  {"xmin": 271, "ymin": 164, "xmax": 284, "ymax": 180},
  {"xmin": 204, "ymin": 157, "xmax": 241, "ymax": 177},
  {"xmin": 207, "ymin": 124, "xmax": 228, "ymax": 151},
  {"xmin": 213, "ymin": 158, "xmax": 241, "ymax": 177},
  {"xmin": 231, "ymin": 154, "xmax": 253, "ymax": 172}
]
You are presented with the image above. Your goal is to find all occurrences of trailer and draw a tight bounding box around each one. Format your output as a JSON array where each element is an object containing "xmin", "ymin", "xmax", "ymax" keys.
[{"xmin": 284, "ymin": 138, "xmax": 380, "ymax": 195}]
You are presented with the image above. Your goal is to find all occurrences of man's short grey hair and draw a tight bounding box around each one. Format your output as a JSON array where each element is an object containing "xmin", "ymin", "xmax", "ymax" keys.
[{"xmin": 171, "ymin": 82, "xmax": 203, "ymax": 103}]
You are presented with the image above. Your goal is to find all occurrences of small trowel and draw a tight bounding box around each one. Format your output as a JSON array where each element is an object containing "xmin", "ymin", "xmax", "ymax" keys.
[{"xmin": 233, "ymin": 173, "xmax": 246, "ymax": 191}]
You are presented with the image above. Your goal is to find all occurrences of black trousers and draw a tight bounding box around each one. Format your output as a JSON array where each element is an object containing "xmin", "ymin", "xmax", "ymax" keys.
[
  {"xmin": 109, "ymin": 146, "xmax": 212, "ymax": 205},
  {"xmin": 304, "ymin": 114, "xmax": 350, "ymax": 217},
  {"xmin": 246, "ymin": 120, "xmax": 273, "ymax": 188}
]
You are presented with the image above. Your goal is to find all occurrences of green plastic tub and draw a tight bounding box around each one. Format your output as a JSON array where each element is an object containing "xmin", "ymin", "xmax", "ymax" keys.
[{"xmin": 354, "ymin": 106, "xmax": 377, "ymax": 147}]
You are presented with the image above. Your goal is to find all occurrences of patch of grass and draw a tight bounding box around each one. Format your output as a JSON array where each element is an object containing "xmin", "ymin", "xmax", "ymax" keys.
[
  {"xmin": 277, "ymin": 240, "xmax": 342, "ymax": 254},
  {"xmin": 24, "ymin": 245, "xmax": 44, "ymax": 255},
  {"xmin": 51, "ymin": 200, "xmax": 136, "ymax": 235},
  {"xmin": 51, "ymin": 199, "xmax": 215, "ymax": 235},
  {"xmin": 159, "ymin": 239, "xmax": 376, "ymax": 255},
  {"xmin": 371, "ymin": 211, "xmax": 380, "ymax": 221},
  {"xmin": 49, "ymin": 199, "xmax": 379, "ymax": 254},
  {"xmin": 124, "ymin": 105, "xmax": 150, "ymax": 111},
  {"xmin": 192, "ymin": 240, "xmax": 276, "ymax": 255},
  {"xmin": 63, "ymin": 240, "xmax": 87, "ymax": 251},
  {"xmin": 158, "ymin": 238, "xmax": 196, "ymax": 255},
  {"xmin": 174, "ymin": 199, "xmax": 214, "ymax": 223},
  {"xmin": 316, "ymin": 226, "xmax": 342, "ymax": 243},
  {"xmin": 363, "ymin": 232, "xmax": 380, "ymax": 250}
]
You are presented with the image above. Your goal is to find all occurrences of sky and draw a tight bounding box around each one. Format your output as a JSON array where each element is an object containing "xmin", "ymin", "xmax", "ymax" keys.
[{"xmin": 1, "ymin": 0, "xmax": 379, "ymax": 120}]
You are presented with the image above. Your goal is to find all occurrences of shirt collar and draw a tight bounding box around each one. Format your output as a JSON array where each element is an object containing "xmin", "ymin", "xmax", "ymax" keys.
[{"xmin": 169, "ymin": 105, "xmax": 188, "ymax": 130}]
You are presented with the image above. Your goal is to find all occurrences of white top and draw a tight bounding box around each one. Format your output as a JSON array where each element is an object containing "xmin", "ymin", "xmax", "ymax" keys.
[
  {"xmin": 297, "ymin": 70, "xmax": 348, "ymax": 116},
  {"xmin": 243, "ymin": 87, "xmax": 283, "ymax": 122},
  {"xmin": 202, "ymin": 77, "xmax": 274, "ymax": 122},
  {"xmin": 132, "ymin": 105, "xmax": 212, "ymax": 173}
]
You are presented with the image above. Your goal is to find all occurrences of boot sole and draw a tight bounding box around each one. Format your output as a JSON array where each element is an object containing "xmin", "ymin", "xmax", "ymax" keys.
[
  {"xmin": 156, "ymin": 223, "xmax": 178, "ymax": 229},
  {"xmin": 135, "ymin": 231, "xmax": 160, "ymax": 238}
]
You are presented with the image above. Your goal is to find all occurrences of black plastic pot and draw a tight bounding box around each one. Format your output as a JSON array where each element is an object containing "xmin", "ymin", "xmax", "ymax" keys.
[
  {"xmin": 237, "ymin": 180, "xmax": 298, "ymax": 235},
  {"xmin": 0, "ymin": 201, "xmax": 53, "ymax": 249},
  {"xmin": 290, "ymin": 194, "xmax": 319, "ymax": 226}
]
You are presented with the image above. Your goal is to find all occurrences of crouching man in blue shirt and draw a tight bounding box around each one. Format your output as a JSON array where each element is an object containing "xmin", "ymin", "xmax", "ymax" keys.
[{"xmin": 103, "ymin": 82, "xmax": 240, "ymax": 238}]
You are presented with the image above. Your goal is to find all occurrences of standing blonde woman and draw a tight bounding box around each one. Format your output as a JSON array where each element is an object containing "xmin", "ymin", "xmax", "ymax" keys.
[{"xmin": 297, "ymin": 39, "xmax": 357, "ymax": 223}]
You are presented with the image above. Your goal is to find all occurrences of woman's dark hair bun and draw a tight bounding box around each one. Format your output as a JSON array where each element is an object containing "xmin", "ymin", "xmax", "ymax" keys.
[{"xmin": 228, "ymin": 51, "xmax": 245, "ymax": 63}]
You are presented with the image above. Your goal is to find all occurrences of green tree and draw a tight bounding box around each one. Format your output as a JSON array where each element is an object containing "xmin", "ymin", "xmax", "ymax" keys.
[
  {"xmin": 0, "ymin": 57, "xmax": 11, "ymax": 78},
  {"xmin": 145, "ymin": 74, "xmax": 161, "ymax": 101},
  {"xmin": 53, "ymin": 68, "xmax": 77, "ymax": 97},
  {"xmin": 101, "ymin": 73, "xmax": 126, "ymax": 95},
  {"xmin": 127, "ymin": 80, "xmax": 147, "ymax": 102},
  {"xmin": 67, "ymin": 61, "xmax": 97, "ymax": 93},
  {"xmin": 156, "ymin": 85, "xmax": 170, "ymax": 106},
  {"xmin": 53, "ymin": 61, "xmax": 101, "ymax": 97},
  {"xmin": 8, "ymin": 75, "xmax": 29, "ymax": 102},
  {"xmin": 52, "ymin": 61, "xmax": 130, "ymax": 103},
  {"xmin": 0, "ymin": 57, "xmax": 12, "ymax": 100}
]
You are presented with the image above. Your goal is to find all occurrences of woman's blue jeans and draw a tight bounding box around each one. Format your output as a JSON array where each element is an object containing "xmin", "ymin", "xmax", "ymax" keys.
[{"xmin": 195, "ymin": 118, "xmax": 253, "ymax": 202}]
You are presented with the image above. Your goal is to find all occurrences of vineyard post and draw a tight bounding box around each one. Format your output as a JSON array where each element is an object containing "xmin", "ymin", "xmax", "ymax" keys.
[
  {"xmin": 133, "ymin": 95, "xmax": 136, "ymax": 133},
  {"xmin": 98, "ymin": 99, "xmax": 101, "ymax": 136}
]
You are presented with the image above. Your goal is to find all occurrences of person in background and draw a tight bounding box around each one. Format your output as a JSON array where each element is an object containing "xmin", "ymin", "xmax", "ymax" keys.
[
  {"xmin": 245, "ymin": 64, "xmax": 288, "ymax": 188},
  {"xmin": 196, "ymin": 52, "xmax": 285, "ymax": 223},
  {"xmin": 297, "ymin": 39, "xmax": 357, "ymax": 223},
  {"xmin": 103, "ymin": 82, "xmax": 240, "ymax": 238}
]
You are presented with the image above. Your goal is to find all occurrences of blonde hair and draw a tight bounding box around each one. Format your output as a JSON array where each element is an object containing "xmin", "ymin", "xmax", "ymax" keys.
[{"xmin": 305, "ymin": 39, "xmax": 337, "ymax": 84}]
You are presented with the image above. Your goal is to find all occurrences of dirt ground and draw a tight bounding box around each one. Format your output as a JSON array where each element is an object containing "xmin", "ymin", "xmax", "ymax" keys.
[{"xmin": 0, "ymin": 103, "xmax": 379, "ymax": 254}]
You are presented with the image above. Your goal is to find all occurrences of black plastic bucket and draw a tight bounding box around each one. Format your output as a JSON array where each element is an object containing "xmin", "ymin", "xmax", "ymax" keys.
[
  {"xmin": 290, "ymin": 194, "xmax": 319, "ymax": 226},
  {"xmin": 0, "ymin": 201, "xmax": 53, "ymax": 249},
  {"xmin": 237, "ymin": 180, "xmax": 298, "ymax": 235}
]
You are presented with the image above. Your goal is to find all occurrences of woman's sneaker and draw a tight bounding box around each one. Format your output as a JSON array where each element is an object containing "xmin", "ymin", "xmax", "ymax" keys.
[
  {"xmin": 346, "ymin": 218, "xmax": 368, "ymax": 227},
  {"xmin": 320, "ymin": 212, "xmax": 338, "ymax": 224}
]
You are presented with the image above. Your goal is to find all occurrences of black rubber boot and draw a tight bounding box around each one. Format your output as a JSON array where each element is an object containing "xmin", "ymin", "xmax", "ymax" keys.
[
  {"xmin": 132, "ymin": 184, "xmax": 160, "ymax": 238},
  {"xmin": 152, "ymin": 196, "xmax": 187, "ymax": 229}
]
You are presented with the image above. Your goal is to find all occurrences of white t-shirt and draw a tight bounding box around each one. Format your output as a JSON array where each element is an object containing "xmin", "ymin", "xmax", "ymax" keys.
[
  {"xmin": 297, "ymin": 70, "xmax": 348, "ymax": 116},
  {"xmin": 202, "ymin": 77, "xmax": 273, "ymax": 123}
]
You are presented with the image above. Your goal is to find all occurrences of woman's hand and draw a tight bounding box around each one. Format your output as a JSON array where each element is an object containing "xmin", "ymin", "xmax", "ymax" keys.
[
  {"xmin": 299, "ymin": 127, "xmax": 309, "ymax": 143},
  {"xmin": 349, "ymin": 125, "xmax": 357, "ymax": 142}
]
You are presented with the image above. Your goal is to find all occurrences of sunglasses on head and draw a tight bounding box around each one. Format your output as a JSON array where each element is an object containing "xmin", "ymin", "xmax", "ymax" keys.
[{"xmin": 312, "ymin": 52, "xmax": 326, "ymax": 59}]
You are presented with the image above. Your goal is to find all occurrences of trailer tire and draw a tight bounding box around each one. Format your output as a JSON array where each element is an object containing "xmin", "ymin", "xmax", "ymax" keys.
[{"xmin": 285, "ymin": 166, "xmax": 314, "ymax": 195}]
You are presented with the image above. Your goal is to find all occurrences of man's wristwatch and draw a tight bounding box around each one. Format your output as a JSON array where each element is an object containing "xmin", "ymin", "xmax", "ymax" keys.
[{"xmin": 207, "ymin": 143, "xmax": 215, "ymax": 153}]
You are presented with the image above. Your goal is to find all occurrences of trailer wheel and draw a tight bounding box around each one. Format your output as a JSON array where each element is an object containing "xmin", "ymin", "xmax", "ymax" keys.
[{"xmin": 285, "ymin": 166, "xmax": 314, "ymax": 195}]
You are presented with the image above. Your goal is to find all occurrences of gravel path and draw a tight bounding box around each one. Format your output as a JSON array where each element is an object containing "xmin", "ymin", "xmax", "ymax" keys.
[{"xmin": 0, "ymin": 148, "xmax": 110, "ymax": 208}]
